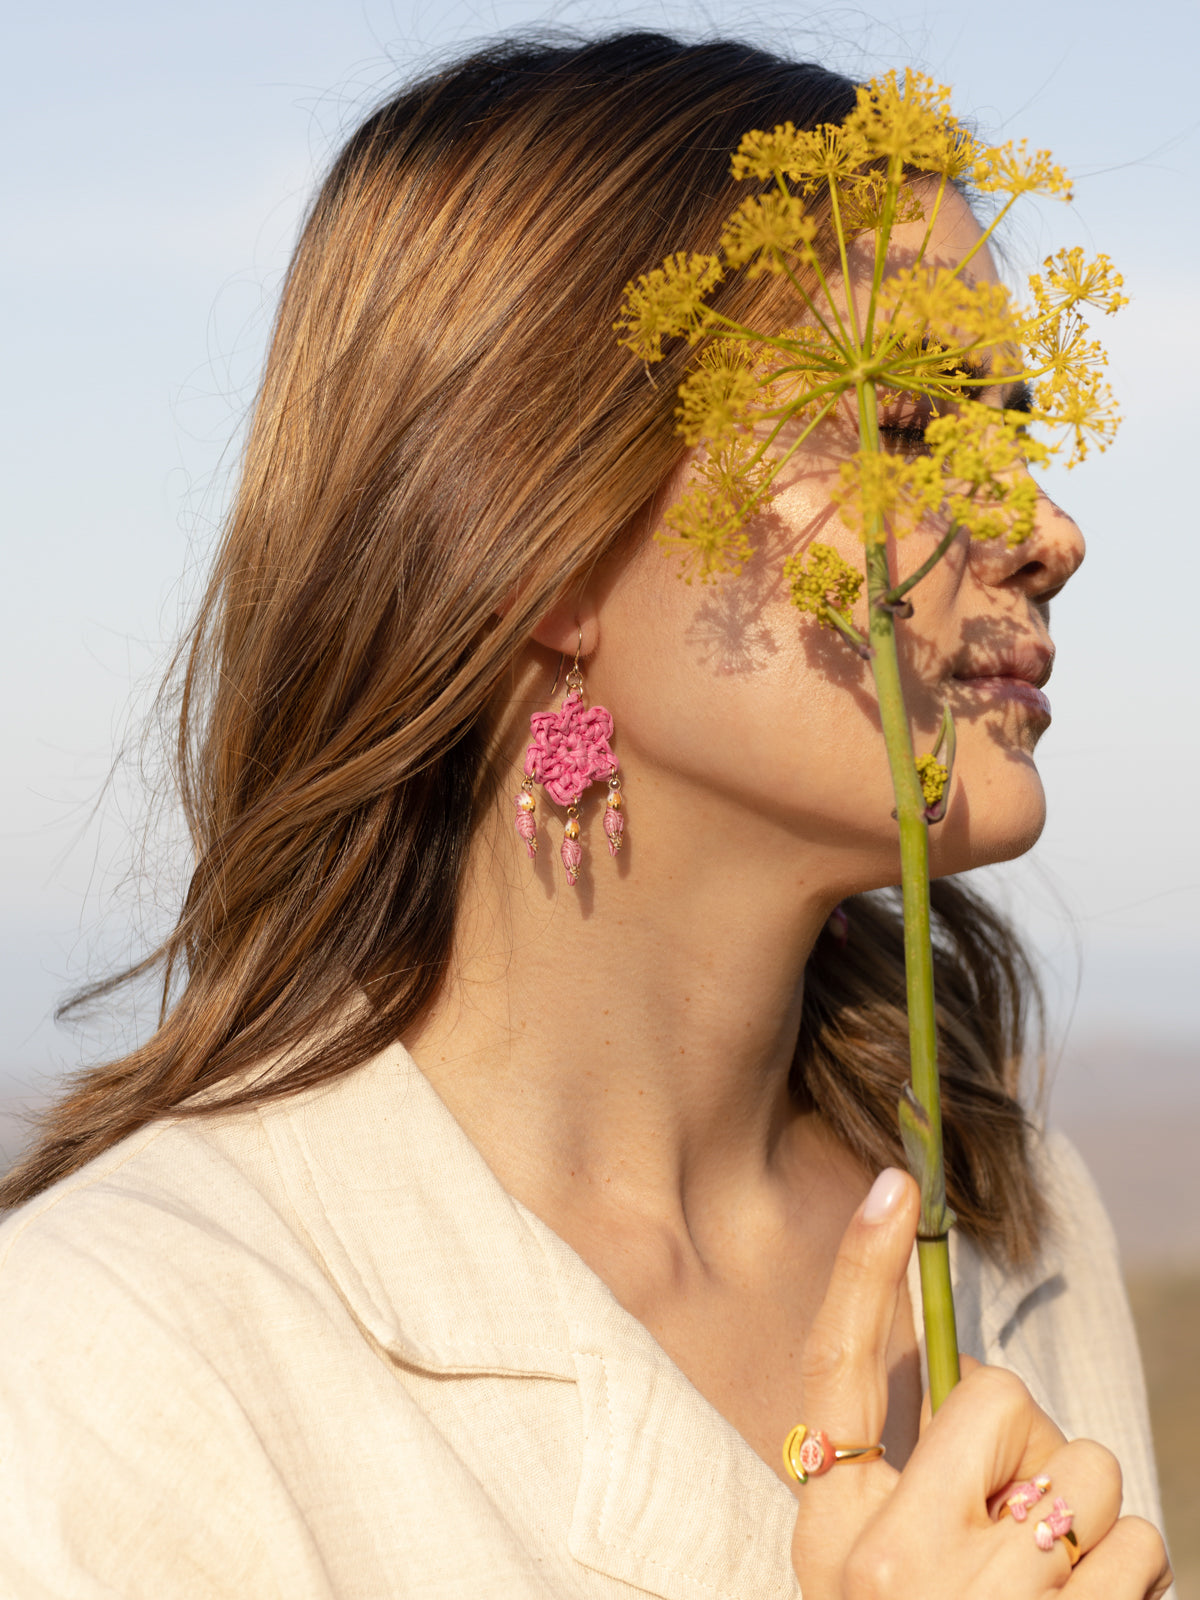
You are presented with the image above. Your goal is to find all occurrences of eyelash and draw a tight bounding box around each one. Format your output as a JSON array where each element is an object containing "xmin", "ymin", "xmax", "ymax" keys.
[
  {"xmin": 879, "ymin": 422, "xmax": 930, "ymax": 458},
  {"xmin": 879, "ymin": 392, "xmax": 1033, "ymax": 459}
]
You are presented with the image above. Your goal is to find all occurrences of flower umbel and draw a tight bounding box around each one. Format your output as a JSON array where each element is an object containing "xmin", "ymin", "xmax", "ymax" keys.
[
  {"xmin": 719, "ymin": 193, "xmax": 816, "ymax": 277},
  {"xmin": 614, "ymin": 252, "xmax": 724, "ymax": 362},
  {"xmin": 657, "ymin": 435, "xmax": 772, "ymax": 583},
  {"xmin": 784, "ymin": 542, "xmax": 864, "ymax": 627},
  {"xmin": 915, "ymin": 753, "xmax": 949, "ymax": 808}
]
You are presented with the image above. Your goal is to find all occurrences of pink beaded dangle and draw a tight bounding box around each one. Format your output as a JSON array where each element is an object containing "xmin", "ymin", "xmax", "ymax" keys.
[
  {"xmin": 603, "ymin": 774, "xmax": 624, "ymax": 857},
  {"xmin": 513, "ymin": 778, "xmax": 538, "ymax": 858},
  {"xmin": 514, "ymin": 639, "xmax": 622, "ymax": 886}
]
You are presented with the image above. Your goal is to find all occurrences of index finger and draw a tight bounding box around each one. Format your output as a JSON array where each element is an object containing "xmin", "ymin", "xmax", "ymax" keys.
[{"xmin": 795, "ymin": 1167, "xmax": 921, "ymax": 1460}]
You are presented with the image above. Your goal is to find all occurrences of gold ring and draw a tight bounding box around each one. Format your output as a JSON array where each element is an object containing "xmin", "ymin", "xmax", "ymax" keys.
[
  {"xmin": 1060, "ymin": 1529, "xmax": 1083, "ymax": 1568},
  {"xmin": 782, "ymin": 1423, "xmax": 886, "ymax": 1484},
  {"xmin": 995, "ymin": 1481, "xmax": 1083, "ymax": 1565}
]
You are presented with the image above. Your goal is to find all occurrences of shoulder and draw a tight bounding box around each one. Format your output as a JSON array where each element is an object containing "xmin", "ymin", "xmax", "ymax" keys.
[
  {"xmin": 0, "ymin": 1104, "xmax": 338, "ymax": 1597},
  {"xmin": 0, "ymin": 1050, "xmax": 593, "ymax": 1598},
  {"xmin": 0, "ymin": 1063, "xmax": 389, "ymax": 1385},
  {"xmin": 990, "ymin": 1124, "xmax": 1164, "ymax": 1534},
  {"xmin": 1020, "ymin": 1124, "xmax": 1139, "ymax": 1354},
  {"xmin": 1033, "ymin": 1124, "xmax": 1119, "ymax": 1249},
  {"xmin": 963, "ymin": 1125, "xmax": 1124, "ymax": 1349},
  {"xmin": 0, "ymin": 1095, "xmax": 307, "ymax": 1310},
  {"xmin": 1007, "ymin": 1122, "xmax": 1133, "ymax": 1352}
]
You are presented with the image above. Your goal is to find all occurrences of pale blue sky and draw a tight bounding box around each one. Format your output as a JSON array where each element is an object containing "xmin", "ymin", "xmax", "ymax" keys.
[{"xmin": 3, "ymin": 0, "xmax": 1198, "ymax": 1119}]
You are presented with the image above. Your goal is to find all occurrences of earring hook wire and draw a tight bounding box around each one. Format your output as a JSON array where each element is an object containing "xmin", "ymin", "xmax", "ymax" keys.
[{"xmin": 551, "ymin": 627, "xmax": 585, "ymax": 700}]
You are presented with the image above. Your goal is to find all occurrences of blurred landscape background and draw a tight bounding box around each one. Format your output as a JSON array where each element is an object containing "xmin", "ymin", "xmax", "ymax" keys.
[{"xmin": 3, "ymin": 0, "xmax": 1196, "ymax": 1589}]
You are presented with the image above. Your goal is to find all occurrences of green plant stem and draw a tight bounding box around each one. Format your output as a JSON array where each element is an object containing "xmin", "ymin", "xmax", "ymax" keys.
[
  {"xmin": 856, "ymin": 383, "xmax": 961, "ymax": 1413},
  {"xmin": 880, "ymin": 521, "xmax": 961, "ymax": 607},
  {"xmin": 917, "ymin": 1238, "xmax": 960, "ymax": 1408}
]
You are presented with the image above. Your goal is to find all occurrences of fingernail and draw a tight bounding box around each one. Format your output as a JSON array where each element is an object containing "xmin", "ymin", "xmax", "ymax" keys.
[{"xmin": 862, "ymin": 1167, "xmax": 906, "ymax": 1224}]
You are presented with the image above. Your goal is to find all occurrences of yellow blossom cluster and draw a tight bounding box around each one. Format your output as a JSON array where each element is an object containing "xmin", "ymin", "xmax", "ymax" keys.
[
  {"xmin": 876, "ymin": 270, "xmax": 1021, "ymax": 374},
  {"xmin": 915, "ymin": 753, "xmax": 949, "ymax": 807},
  {"xmin": 783, "ymin": 542, "xmax": 864, "ymax": 626},
  {"xmin": 719, "ymin": 194, "xmax": 816, "ymax": 278},
  {"xmin": 615, "ymin": 251, "xmax": 723, "ymax": 363},
  {"xmin": 674, "ymin": 342, "xmax": 763, "ymax": 446},
  {"xmin": 832, "ymin": 448, "xmax": 943, "ymax": 545},
  {"xmin": 1029, "ymin": 247, "xmax": 1128, "ymax": 317},
  {"xmin": 843, "ymin": 70, "xmax": 971, "ymax": 178},
  {"xmin": 825, "ymin": 403, "xmax": 1047, "ymax": 552},
  {"xmin": 927, "ymin": 407, "xmax": 1044, "ymax": 544},
  {"xmin": 615, "ymin": 70, "xmax": 1124, "ymax": 588},
  {"xmin": 973, "ymin": 140, "xmax": 1072, "ymax": 201},
  {"xmin": 726, "ymin": 72, "xmax": 975, "ymax": 200}
]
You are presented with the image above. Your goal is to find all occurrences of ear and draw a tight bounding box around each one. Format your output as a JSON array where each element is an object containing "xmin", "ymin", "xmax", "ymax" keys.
[{"xmin": 529, "ymin": 596, "xmax": 600, "ymax": 660}]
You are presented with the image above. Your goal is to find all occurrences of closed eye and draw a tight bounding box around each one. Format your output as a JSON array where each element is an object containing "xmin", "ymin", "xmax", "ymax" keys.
[
  {"xmin": 877, "ymin": 387, "xmax": 934, "ymax": 457},
  {"xmin": 878, "ymin": 421, "xmax": 931, "ymax": 458}
]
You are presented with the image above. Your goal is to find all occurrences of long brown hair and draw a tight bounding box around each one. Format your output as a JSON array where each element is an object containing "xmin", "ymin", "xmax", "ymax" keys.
[{"xmin": 1, "ymin": 31, "xmax": 1045, "ymax": 1259}]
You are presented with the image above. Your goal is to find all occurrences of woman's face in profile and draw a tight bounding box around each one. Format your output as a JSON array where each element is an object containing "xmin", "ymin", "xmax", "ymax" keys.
[{"xmin": 583, "ymin": 188, "xmax": 1085, "ymax": 893}]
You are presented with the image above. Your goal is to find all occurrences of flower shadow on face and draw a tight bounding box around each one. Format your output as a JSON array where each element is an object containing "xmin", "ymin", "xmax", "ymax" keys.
[
  {"xmin": 952, "ymin": 607, "xmax": 1055, "ymax": 760},
  {"xmin": 868, "ymin": 548, "xmax": 1058, "ymax": 765},
  {"xmin": 682, "ymin": 577, "xmax": 781, "ymax": 676}
]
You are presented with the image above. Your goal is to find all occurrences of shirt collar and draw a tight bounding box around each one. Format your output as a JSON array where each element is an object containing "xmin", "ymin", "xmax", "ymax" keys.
[
  {"xmin": 259, "ymin": 1039, "xmax": 576, "ymax": 1378},
  {"xmin": 259, "ymin": 1041, "xmax": 801, "ymax": 1600}
]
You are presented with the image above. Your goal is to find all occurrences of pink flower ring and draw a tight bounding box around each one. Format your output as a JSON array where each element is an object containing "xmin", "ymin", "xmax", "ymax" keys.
[{"xmin": 1004, "ymin": 1475, "xmax": 1051, "ymax": 1523}]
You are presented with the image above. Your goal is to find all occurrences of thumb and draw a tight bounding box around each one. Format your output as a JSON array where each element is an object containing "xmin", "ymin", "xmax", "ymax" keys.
[{"xmin": 796, "ymin": 1167, "xmax": 920, "ymax": 1457}]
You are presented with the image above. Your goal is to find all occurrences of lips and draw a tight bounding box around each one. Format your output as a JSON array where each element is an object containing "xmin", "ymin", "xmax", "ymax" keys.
[{"xmin": 952, "ymin": 647, "xmax": 1054, "ymax": 718}]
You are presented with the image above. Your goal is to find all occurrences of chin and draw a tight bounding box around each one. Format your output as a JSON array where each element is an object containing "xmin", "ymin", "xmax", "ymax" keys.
[{"xmin": 927, "ymin": 762, "xmax": 1048, "ymax": 878}]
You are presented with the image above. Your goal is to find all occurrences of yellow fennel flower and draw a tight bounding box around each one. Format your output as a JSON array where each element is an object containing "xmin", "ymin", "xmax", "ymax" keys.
[
  {"xmin": 844, "ymin": 69, "xmax": 964, "ymax": 172},
  {"xmin": 832, "ymin": 449, "xmax": 944, "ymax": 543},
  {"xmin": 615, "ymin": 71, "xmax": 1124, "ymax": 578},
  {"xmin": 614, "ymin": 252, "xmax": 724, "ymax": 362},
  {"xmin": 1034, "ymin": 370, "xmax": 1122, "ymax": 465},
  {"xmin": 1029, "ymin": 247, "xmax": 1128, "ymax": 317},
  {"xmin": 924, "ymin": 406, "xmax": 1041, "ymax": 545},
  {"xmin": 719, "ymin": 193, "xmax": 816, "ymax": 277},
  {"xmin": 658, "ymin": 437, "xmax": 772, "ymax": 582},
  {"xmin": 729, "ymin": 122, "xmax": 814, "ymax": 182},
  {"xmin": 915, "ymin": 753, "xmax": 949, "ymax": 807},
  {"xmin": 972, "ymin": 139, "xmax": 1073, "ymax": 201},
  {"xmin": 878, "ymin": 269, "xmax": 1020, "ymax": 375},
  {"xmin": 675, "ymin": 342, "xmax": 762, "ymax": 446},
  {"xmin": 784, "ymin": 543, "xmax": 864, "ymax": 626}
]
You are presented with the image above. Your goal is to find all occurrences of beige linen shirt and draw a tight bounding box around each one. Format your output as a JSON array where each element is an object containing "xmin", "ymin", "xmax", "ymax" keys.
[{"xmin": 0, "ymin": 1041, "xmax": 1164, "ymax": 1598}]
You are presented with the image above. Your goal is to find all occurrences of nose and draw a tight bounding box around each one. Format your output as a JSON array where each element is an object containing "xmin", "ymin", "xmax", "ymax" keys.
[{"xmin": 972, "ymin": 482, "xmax": 1086, "ymax": 608}]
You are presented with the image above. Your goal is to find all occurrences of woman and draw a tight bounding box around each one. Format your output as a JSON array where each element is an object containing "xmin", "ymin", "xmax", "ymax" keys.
[{"xmin": 0, "ymin": 30, "xmax": 1172, "ymax": 1599}]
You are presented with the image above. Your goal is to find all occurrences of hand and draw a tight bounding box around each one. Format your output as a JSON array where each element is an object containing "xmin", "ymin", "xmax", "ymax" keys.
[{"xmin": 789, "ymin": 1168, "xmax": 1173, "ymax": 1599}]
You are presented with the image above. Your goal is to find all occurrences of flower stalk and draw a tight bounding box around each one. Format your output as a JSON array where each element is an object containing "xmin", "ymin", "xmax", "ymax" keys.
[
  {"xmin": 616, "ymin": 69, "xmax": 1125, "ymax": 1411},
  {"xmin": 859, "ymin": 384, "xmax": 961, "ymax": 1404}
]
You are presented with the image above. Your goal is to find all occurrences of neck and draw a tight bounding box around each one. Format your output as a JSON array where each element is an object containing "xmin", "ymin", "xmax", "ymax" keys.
[{"xmin": 406, "ymin": 769, "xmax": 863, "ymax": 1262}]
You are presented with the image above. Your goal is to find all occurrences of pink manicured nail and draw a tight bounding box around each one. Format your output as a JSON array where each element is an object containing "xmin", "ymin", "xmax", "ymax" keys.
[{"xmin": 863, "ymin": 1168, "xmax": 906, "ymax": 1224}]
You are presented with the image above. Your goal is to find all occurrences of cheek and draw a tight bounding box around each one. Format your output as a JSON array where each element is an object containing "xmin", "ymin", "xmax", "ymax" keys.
[{"xmin": 590, "ymin": 524, "xmax": 895, "ymax": 823}]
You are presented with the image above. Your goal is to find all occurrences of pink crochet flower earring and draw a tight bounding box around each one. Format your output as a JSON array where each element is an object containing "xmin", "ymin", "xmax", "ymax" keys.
[{"xmin": 514, "ymin": 636, "xmax": 624, "ymax": 885}]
